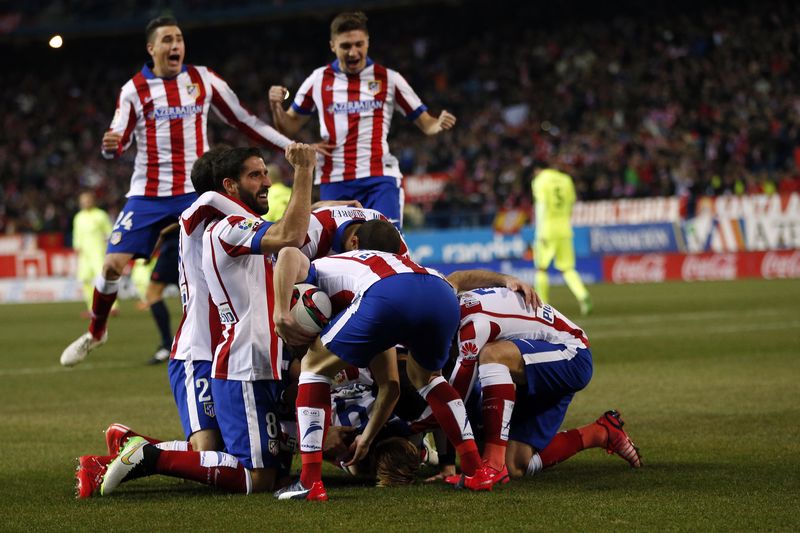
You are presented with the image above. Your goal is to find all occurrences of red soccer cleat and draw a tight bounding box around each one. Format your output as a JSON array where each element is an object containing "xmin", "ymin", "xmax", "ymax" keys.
[
  {"xmin": 104, "ymin": 423, "xmax": 133, "ymax": 455},
  {"xmin": 596, "ymin": 410, "xmax": 642, "ymax": 468},
  {"xmin": 274, "ymin": 479, "xmax": 329, "ymax": 501},
  {"xmin": 445, "ymin": 463, "xmax": 509, "ymax": 489},
  {"xmin": 75, "ymin": 455, "xmax": 112, "ymax": 499}
]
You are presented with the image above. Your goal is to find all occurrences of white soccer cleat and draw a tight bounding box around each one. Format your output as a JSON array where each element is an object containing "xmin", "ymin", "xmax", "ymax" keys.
[
  {"xmin": 146, "ymin": 347, "xmax": 170, "ymax": 365},
  {"xmin": 60, "ymin": 331, "xmax": 108, "ymax": 367},
  {"xmin": 100, "ymin": 436, "xmax": 148, "ymax": 496}
]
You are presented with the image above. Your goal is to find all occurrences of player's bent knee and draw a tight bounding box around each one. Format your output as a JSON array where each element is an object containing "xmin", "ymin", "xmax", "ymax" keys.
[
  {"xmin": 478, "ymin": 341, "xmax": 521, "ymax": 367},
  {"xmin": 189, "ymin": 429, "xmax": 223, "ymax": 452},
  {"xmin": 103, "ymin": 253, "xmax": 132, "ymax": 279},
  {"xmin": 249, "ymin": 467, "xmax": 278, "ymax": 492}
]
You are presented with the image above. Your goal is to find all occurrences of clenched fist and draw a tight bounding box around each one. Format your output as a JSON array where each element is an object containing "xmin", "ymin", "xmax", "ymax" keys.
[{"xmin": 285, "ymin": 142, "xmax": 316, "ymax": 169}]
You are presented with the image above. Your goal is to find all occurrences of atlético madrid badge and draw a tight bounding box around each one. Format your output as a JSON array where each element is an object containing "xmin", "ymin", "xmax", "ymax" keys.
[
  {"xmin": 186, "ymin": 83, "xmax": 200, "ymax": 100},
  {"xmin": 110, "ymin": 231, "xmax": 122, "ymax": 245},
  {"xmin": 368, "ymin": 80, "xmax": 381, "ymax": 94}
]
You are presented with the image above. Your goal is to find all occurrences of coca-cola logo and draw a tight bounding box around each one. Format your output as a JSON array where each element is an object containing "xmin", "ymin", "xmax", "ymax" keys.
[
  {"xmin": 681, "ymin": 254, "xmax": 737, "ymax": 281},
  {"xmin": 761, "ymin": 251, "xmax": 800, "ymax": 279},
  {"xmin": 611, "ymin": 255, "xmax": 666, "ymax": 283}
]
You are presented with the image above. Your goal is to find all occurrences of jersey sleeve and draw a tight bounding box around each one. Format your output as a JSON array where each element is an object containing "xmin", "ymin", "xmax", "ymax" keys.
[
  {"xmin": 102, "ymin": 83, "xmax": 137, "ymax": 159},
  {"xmin": 290, "ymin": 72, "xmax": 317, "ymax": 116},
  {"xmin": 449, "ymin": 317, "xmax": 493, "ymax": 402},
  {"xmin": 208, "ymin": 69, "xmax": 292, "ymax": 152},
  {"xmin": 213, "ymin": 216, "xmax": 273, "ymax": 257},
  {"xmin": 391, "ymin": 71, "xmax": 427, "ymax": 121}
]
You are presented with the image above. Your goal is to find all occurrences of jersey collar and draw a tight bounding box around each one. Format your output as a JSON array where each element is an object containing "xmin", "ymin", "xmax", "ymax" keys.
[
  {"xmin": 330, "ymin": 57, "xmax": 374, "ymax": 75},
  {"xmin": 142, "ymin": 62, "xmax": 188, "ymax": 80}
]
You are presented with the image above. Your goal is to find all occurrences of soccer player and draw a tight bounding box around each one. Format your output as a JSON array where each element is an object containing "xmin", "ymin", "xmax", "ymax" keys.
[
  {"xmin": 263, "ymin": 163, "xmax": 292, "ymax": 222},
  {"xmin": 270, "ymin": 230, "xmax": 537, "ymax": 500},
  {"xmin": 531, "ymin": 164, "xmax": 592, "ymax": 315},
  {"xmin": 71, "ymin": 191, "xmax": 113, "ymax": 316},
  {"xmin": 445, "ymin": 284, "xmax": 641, "ymax": 484},
  {"xmin": 96, "ymin": 143, "xmax": 316, "ymax": 497},
  {"xmin": 60, "ymin": 15, "xmax": 295, "ymax": 367},
  {"xmin": 268, "ymin": 11, "xmax": 456, "ymax": 228}
]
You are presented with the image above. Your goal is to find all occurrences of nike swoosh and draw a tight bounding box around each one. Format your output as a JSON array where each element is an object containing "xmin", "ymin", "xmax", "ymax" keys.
[{"xmin": 120, "ymin": 443, "xmax": 143, "ymax": 465}]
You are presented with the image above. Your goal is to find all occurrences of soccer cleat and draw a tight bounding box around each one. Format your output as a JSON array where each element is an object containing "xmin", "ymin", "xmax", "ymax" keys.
[
  {"xmin": 596, "ymin": 410, "xmax": 642, "ymax": 468},
  {"xmin": 146, "ymin": 347, "xmax": 170, "ymax": 365},
  {"xmin": 274, "ymin": 478, "xmax": 328, "ymax": 501},
  {"xmin": 104, "ymin": 423, "xmax": 133, "ymax": 455},
  {"xmin": 100, "ymin": 436, "xmax": 149, "ymax": 496},
  {"xmin": 60, "ymin": 331, "xmax": 108, "ymax": 367},
  {"xmin": 445, "ymin": 463, "xmax": 509, "ymax": 489},
  {"xmin": 579, "ymin": 295, "xmax": 593, "ymax": 316},
  {"xmin": 75, "ymin": 455, "xmax": 112, "ymax": 499}
]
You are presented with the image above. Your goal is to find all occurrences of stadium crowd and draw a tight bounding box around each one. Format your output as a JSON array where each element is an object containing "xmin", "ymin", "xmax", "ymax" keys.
[{"xmin": 2, "ymin": 0, "xmax": 799, "ymax": 234}]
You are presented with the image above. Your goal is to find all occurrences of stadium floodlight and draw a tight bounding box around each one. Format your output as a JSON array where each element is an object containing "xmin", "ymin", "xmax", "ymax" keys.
[{"xmin": 48, "ymin": 35, "xmax": 63, "ymax": 48}]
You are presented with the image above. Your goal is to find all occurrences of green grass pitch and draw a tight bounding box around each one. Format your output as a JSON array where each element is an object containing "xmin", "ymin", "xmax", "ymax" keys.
[{"xmin": 1, "ymin": 279, "xmax": 799, "ymax": 531}]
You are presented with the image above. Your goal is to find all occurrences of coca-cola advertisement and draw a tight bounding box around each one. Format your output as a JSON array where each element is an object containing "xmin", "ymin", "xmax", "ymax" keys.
[{"xmin": 604, "ymin": 250, "xmax": 800, "ymax": 283}]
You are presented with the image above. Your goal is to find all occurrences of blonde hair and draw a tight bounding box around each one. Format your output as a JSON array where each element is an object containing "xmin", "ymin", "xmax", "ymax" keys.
[{"xmin": 373, "ymin": 437, "xmax": 419, "ymax": 487}]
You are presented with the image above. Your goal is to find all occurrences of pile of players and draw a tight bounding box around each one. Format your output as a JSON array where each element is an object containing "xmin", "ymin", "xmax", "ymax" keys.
[
  {"xmin": 64, "ymin": 12, "xmax": 641, "ymax": 502},
  {"xmin": 74, "ymin": 143, "xmax": 641, "ymax": 501}
]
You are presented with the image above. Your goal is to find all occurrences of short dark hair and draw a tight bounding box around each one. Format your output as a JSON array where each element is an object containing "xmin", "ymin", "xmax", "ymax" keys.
[
  {"xmin": 191, "ymin": 145, "xmax": 232, "ymax": 194},
  {"xmin": 355, "ymin": 219, "xmax": 401, "ymax": 253},
  {"xmin": 146, "ymin": 16, "xmax": 179, "ymax": 43},
  {"xmin": 330, "ymin": 11, "xmax": 368, "ymax": 39},
  {"xmin": 212, "ymin": 147, "xmax": 265, "ymax": 192}
]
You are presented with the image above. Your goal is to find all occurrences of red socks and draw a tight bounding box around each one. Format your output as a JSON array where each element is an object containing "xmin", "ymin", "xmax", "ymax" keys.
[
  {"xmin": 155, "ymin": 449, "xmax": 250, "ymax": 493},
  {"xmin": 538, "ymin": 429, "xmax": 584, "ymax": 468},
  {"xmin": 479, "ymin": 363, "xmax": 516, "ymax": 471},
  {"xmin": 295, "ymin": 374, "xmax": 332, "ymax": 487},
  {"xmin": 419, "ymin": 376, "xmax": 481, "ymax": 476},
  {"xmin": 88, "ymin": 284, "xmax": 118, "ymax": 339}
]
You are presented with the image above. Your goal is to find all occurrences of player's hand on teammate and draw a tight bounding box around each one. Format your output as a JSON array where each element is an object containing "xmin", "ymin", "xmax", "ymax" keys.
[
  {"xmin": 274, "ymin": 312, "xmax": 317, "ymax": 346},
  {"xmin": 504, "ymin": 275, "xmax": 541, "ymax": 310},
  {"xmin": 102, "ymin": 131, "xmax": 122, "ymax": 153},
  {"xmin": 310, "ymin": 141, "xmax": 335, "ymax": 157},
  {"xmin": 437, "ymin": 110, "xmax": 456, "ymax": 131},
  {"xmin": 343, "ymin": 434, "xmax": 371, "ymax": 468},
  {"xmin": 285, "ymin": 142, "xmax": 317, "ymax": 169}
]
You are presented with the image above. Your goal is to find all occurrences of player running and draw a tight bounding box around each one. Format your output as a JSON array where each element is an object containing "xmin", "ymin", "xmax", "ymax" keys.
[{"xmin": 60, "ymin": 15, "xmax": 297, "ymax": 367}]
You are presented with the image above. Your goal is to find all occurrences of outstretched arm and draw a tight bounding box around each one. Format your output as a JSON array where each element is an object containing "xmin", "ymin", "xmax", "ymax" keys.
[
  {"xmin": 447, "ymin": 269, "xmax": 541, "ymax": 309},
  {"xmin": 344, "ymin": 348, "xmax": 401, "ymax": 467}
]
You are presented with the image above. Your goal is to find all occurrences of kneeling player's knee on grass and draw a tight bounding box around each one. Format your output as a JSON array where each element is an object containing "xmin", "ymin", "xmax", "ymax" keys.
[{"xmin": 373, "ymin": 437, "xmax": 419, "ymax": 487}]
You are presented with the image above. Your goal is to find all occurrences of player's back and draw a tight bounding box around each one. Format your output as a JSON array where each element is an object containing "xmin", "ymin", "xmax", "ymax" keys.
[
  {"xmin": 173, "ymin": 192, "xmax": 254, "ymax": 362},
  {"xmin": 532, "ymin": 168, "xmax": 576, "ymax": 238},
  {"xmin": 311, "ymin": 250, "xmax": 442, "ymax": 308},
  {"xmin": 302, "ymin": 206, "xmax": 409, "ymax": 260},
  {"xmin": 458, "ymin": 287, "xmax": 588, "ymax": 351}
]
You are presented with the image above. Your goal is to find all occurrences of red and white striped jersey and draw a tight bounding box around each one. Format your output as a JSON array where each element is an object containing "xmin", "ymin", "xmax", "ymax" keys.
[
  {"xmin": 202, "ymin": 214, "xmax": 282, "ymax": 381},
  {"xmin": 300, "ymin": 206, "xmax": 409, "ymax": 260},
  {"xmin": 171, "ymin": 192, "xmax": 256, "ymax": 363},
  {"xmin": 450, "ymin": 287, "xmax": 589, "ymax": 400},
  {"xmin": 105, "ymin": 63, "xmax": 291, "ymax": 198},
  {"xmin": 309, "ymin": 250, "xmax": 444, "ymax": 309},
  {"xmin": 291, "ymin": 59, "xmax": 426, "ymax": 184}
]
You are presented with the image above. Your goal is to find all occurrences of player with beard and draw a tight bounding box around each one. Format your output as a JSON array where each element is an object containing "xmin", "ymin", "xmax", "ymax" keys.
[{"xmin": 96, "ymin": 144, "xmax": 316, "ymax": 497}]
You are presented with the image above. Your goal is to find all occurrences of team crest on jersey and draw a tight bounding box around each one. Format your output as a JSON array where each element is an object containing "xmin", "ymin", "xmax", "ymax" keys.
[
  {"xmin": 367, "ymin": 80, "xmax": 382, "ymax": 95},
  {"xmin": 203, "ymin": 402, "xmax": 216, "ymax": 418},
  {"xmin": 186, "ymin": 83, "xmax": 200, "ymax": 100},
  {"xmin": 268, "ymin": 439, "xmax": 279, "ymax": 456},
  {"xmin": 109, "ymin": 231, "xmax": 122, "ymax": 245},
  {"xmin": 460, "ymin": 341, "xmax": 479, "ymax": 359},
  {"xmin": 237, "ymin": 219, "xmax": 262, "ymax": 231}
]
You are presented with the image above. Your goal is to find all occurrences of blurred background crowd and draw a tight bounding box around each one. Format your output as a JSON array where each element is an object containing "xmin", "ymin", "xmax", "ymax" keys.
[{"xmin": 1, "ymin": 0, "xmax": 799, "ymax": 235}]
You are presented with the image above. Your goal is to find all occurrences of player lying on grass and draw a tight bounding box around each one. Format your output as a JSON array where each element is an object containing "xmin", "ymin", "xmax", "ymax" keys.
[{"xmin": 426, "ymin": 283, "xmax": 641, "ymax": 485}]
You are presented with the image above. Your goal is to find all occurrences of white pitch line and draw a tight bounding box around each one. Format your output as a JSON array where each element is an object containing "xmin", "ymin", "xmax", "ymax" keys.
[{"xmin": 0, "ymin": 361, "xmax": 141, "ymax": 377}]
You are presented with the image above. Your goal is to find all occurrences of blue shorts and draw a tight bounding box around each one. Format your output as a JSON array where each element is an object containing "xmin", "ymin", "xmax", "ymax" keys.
[
  {"xmin": 107, "ymin": 193, "xmax": 197, "ymax": 258},
  {"xmin": 507, "ymin": 340, "xmax": 593, "ymax": 451},
  {"xmin": 320, "ymin": 176, "xmax": 402, "ymax": 229},
  {"xmin": 211, "ymin": 378, "xmax": 289, "ymax": 472},
  {"xmin": 321, "ymin": 274, "xmax": 459, "ymax": 371},
  {"xmin": 150, "ymin": 231, "xmax": 179, "ymax": 285},
  {"xmin": 168, "ymin": 359, "xmax": 219, "ymax": 439}
]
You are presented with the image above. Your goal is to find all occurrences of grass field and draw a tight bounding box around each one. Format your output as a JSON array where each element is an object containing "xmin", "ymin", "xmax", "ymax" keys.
[{"xmin": 2, "ymin": 279, "xmax": 799, "ymax": 532}]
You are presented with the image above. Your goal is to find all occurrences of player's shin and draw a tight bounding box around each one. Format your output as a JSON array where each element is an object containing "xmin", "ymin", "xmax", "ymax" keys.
[
  {"xmin": 418, "ymin": 376, "xmax": 481, "ymax": 476},
  {"xmin": 155, "ymin": 448, "xmax": 251, "ymax": 493},
  {"xmin": 89, "ymin": 276, "xmax": 119, "ymax": 339},
  {"xmin": 479, "ymin": 364, "xmax": 515, "ymax": 471},
  {"xmin": 296, "ymin": 372, "xmax": 333, "ymax": 487},
  {"xmin": 537, "ymin": 429, "xmax": 584, "ymax": 468}
]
